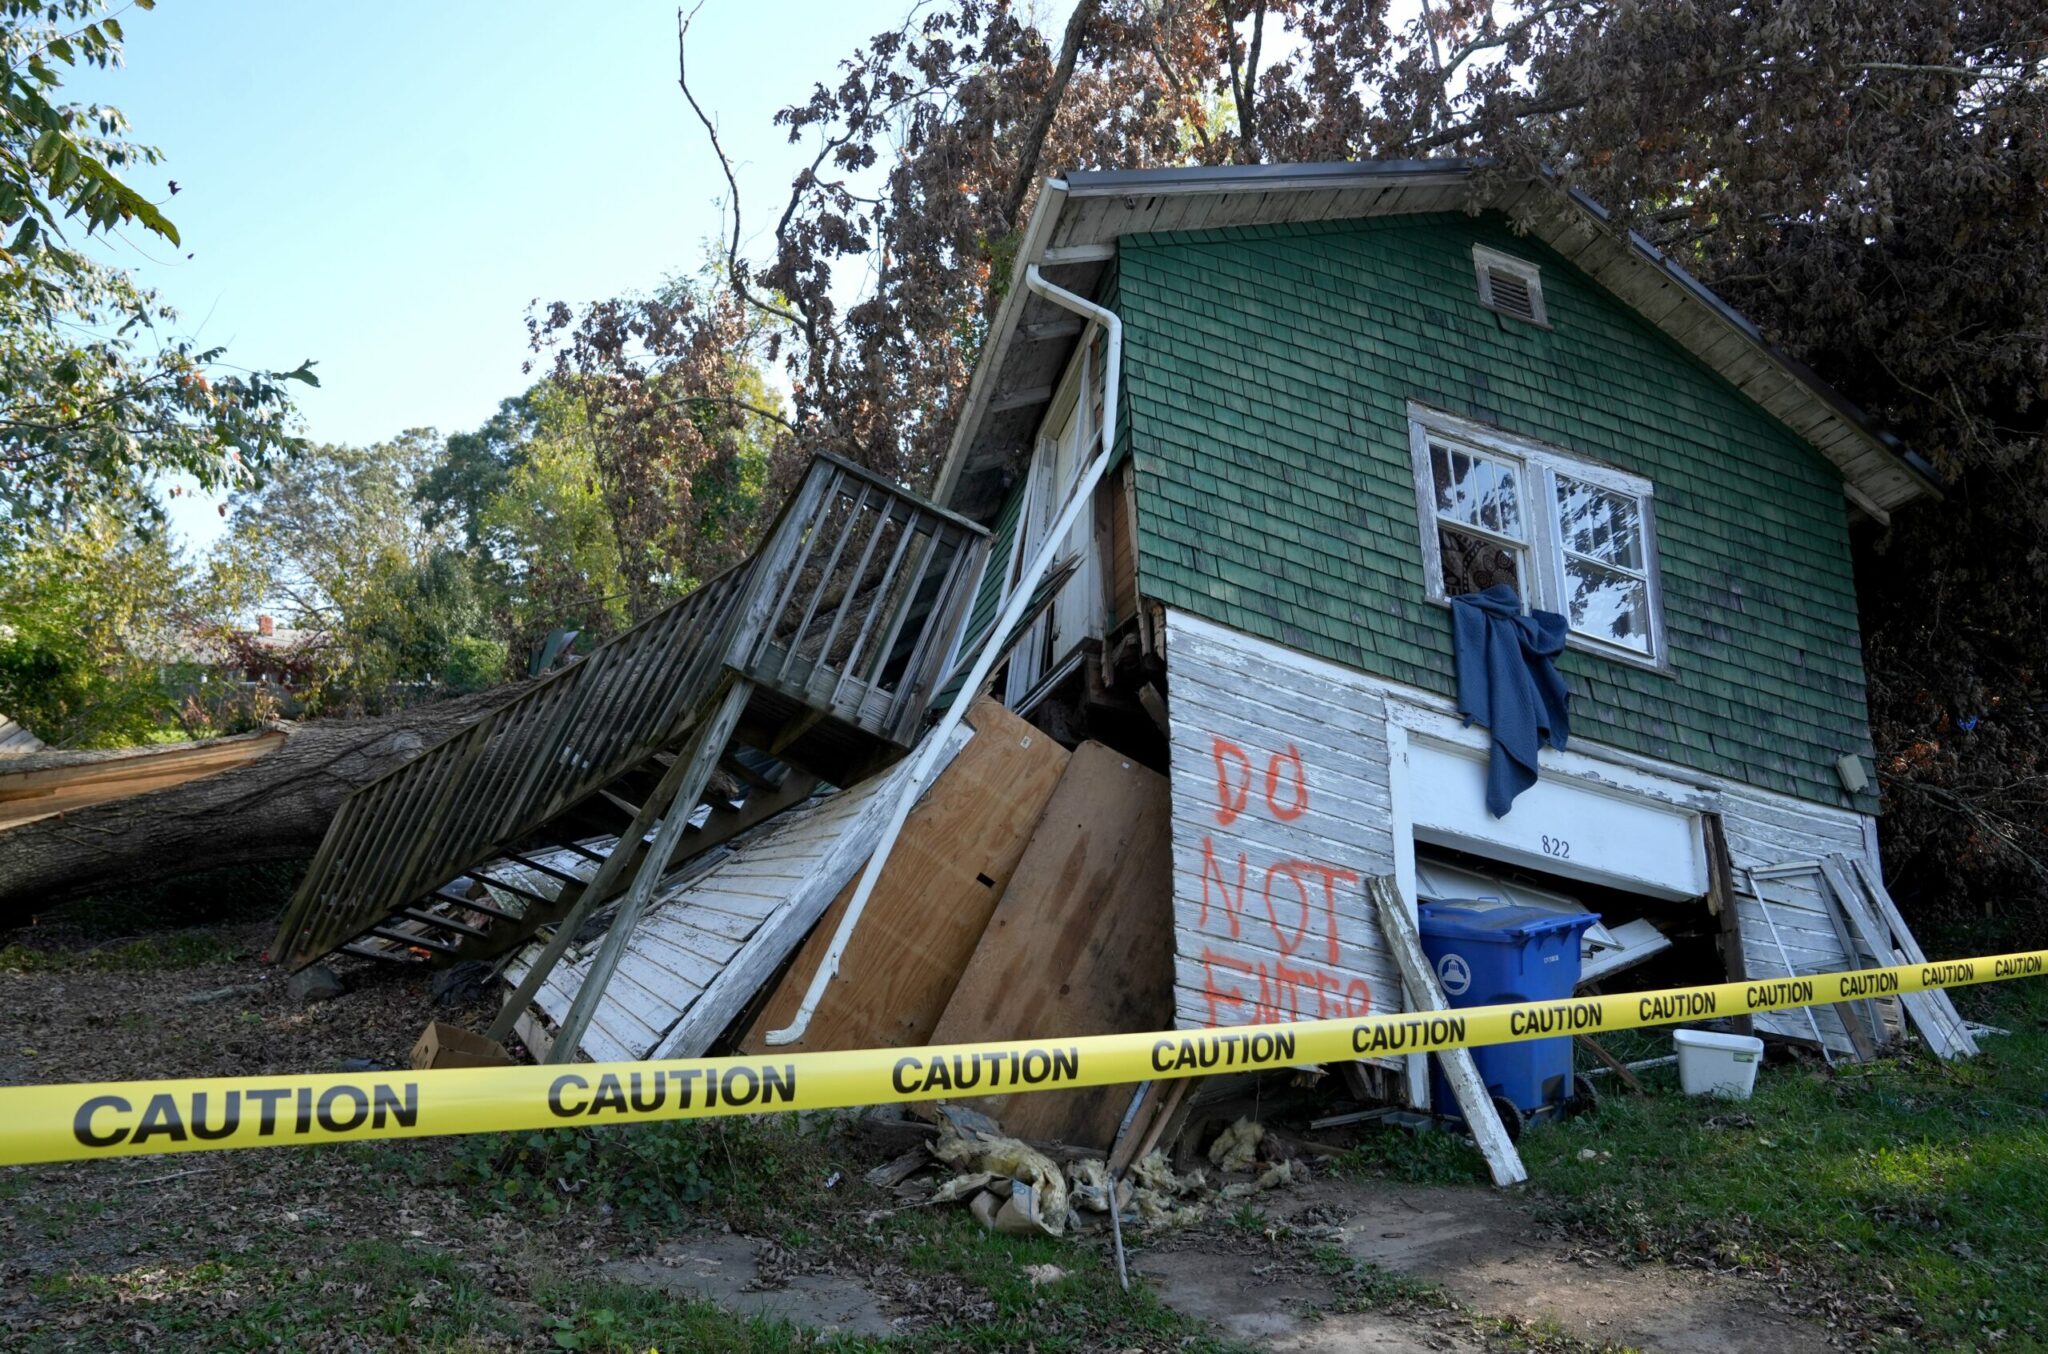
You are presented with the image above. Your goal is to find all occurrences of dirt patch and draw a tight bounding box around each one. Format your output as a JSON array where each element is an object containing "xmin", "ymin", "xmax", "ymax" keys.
[
  {"xmin": 603, "ymin": 1235, "xmax": 899, "ymax": 1338},
  {"xmin": 1312, "ymin": 1178, "xmax": 1827, "ymax": 1353},
  {"xmin": 1137, "ymin": 1247, "xmax": 1487, "ymax": 1351},
  {"xmin": 1133, "ymin": 1170, "xmax": 1832, "ymax": 1353}
]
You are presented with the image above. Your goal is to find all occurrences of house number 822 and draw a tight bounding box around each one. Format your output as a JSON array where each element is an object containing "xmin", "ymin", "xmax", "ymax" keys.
[{"xmin": 1541, "ymin": 834, "xmax": 1570, "ymax": 859}]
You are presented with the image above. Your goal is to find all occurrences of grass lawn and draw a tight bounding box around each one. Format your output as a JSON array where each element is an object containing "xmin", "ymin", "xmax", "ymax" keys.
[
  {"xmin": 1338, "ymin": 978, "xmax": 2048, "ymax": 1351},
  {"xmin": 8, "ymin": 901, "xmax": 2044, "ymax": 1352}
]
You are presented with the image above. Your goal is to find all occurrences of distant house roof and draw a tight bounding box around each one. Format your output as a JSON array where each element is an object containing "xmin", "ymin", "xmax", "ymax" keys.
[{"xmin": 936, "ymin": 159, "xmax": 1939, "ymax": 524}]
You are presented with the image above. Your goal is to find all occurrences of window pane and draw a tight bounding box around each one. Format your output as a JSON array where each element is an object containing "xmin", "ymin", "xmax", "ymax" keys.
[
  {"xmin": 1562, "ymin": 556, "xmax": 1652, "ymax": 653},
  {"xmin": 1555, "ymin": 475, "xmax": 1644, "ymax": 572},
  {"xmin": 1431, "ymin": 442, "xmax": 1522, "ymax": 539},
  {"xmin": 1439, "ymin": 525, "xmax": 1523, "ymax": 598}
]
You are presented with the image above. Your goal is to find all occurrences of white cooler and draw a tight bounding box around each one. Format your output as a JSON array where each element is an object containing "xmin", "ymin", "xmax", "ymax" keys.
[{"xmin": 1673, "ymin": 1028, "xmax": 1764, "ymax": 1099}]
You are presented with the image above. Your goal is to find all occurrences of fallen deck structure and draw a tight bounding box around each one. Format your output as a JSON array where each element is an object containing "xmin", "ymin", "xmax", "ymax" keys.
[{"xmin": 270, "ymin": 454, "xmax": 989, "ymax": 982}]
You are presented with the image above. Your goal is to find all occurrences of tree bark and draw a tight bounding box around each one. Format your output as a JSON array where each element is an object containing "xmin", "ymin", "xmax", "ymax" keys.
[{"xmin": 0, "ymin": 685, "xmax": 526, "ymax": 924}]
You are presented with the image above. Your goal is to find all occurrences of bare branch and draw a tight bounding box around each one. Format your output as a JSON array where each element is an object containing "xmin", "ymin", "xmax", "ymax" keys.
[
  {"xmin": 999, "ymin": 0, "xmax": 1100, "ymax": 232},
  {"xmin": 677, "ymin": 3, "xmax": 805, "ymax": 330}
]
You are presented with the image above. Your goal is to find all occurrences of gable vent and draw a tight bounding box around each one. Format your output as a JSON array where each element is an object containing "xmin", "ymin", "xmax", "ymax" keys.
[
  {"xmin": 1473, "ymin": 245, "xmax": 1548, "ymax": 328},
  {"xmin": 1485, "ymin": 266, "xmax": 1536, "ymax": 320}
]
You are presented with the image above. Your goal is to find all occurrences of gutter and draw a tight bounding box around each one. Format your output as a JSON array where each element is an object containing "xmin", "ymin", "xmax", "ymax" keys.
[{"xmin": 765, "ymin": 263, "xmax": 1122, "ymax": 1046}]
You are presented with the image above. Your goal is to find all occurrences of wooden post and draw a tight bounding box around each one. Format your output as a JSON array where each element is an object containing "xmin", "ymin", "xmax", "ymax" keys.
[
  {"xmin": 1370, "ymin": 875, "xmax": 1527, "ymax": 1188},
  {"xmin": 1844, "ymin": 856, "xmax": 1977, "ymax": 1056},
  {"xmin": 485, "ymin": 682, "xmax": 747, "ymax": 1045},
  {"xmin": 1703, "ymin": 815, "xmax": 1752, "ymax": 1037},
  {"xmin": 544, "ymin": 680, "xmax": 754, "ymax": 1064}
]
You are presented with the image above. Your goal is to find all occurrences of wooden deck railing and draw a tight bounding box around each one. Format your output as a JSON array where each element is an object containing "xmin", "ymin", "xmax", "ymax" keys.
[{"xmin": 270, "ymin": 455, "xmax": 987, "ymax": 970}]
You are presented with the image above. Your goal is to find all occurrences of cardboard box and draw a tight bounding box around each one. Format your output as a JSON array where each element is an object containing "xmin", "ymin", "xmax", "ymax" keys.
[{"xmin": 411, "ymin": 1021, "xmax": 512, "ymax": 1070}]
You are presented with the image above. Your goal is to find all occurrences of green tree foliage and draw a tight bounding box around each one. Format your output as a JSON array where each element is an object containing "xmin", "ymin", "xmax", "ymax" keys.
[
  {"xmin": 0, "ymin": 508, "xmax": 198, "ymax": 745},
  {"xmin": 531, "ymin": 275, "xmax": 782, "ymax": 620},
  {"xmin": 418, "ymin": 388, "xmax": 542, "ymax": 550},
  {"xmin": 0, "ymin": 0, "xmax": 313, "ymax": 540},
  {"xmin": 470, "ymin": 385, "xmax": 630, "ymax": 665},
  {"xmin": 212, "ymin": 431, "xmax": 503, "ymax": 710}
]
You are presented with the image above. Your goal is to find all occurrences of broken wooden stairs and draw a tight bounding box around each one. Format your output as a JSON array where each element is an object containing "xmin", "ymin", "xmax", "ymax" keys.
[{"xmin": 269, "ymin": 454, "xmax": 990, "ymax": 1027}]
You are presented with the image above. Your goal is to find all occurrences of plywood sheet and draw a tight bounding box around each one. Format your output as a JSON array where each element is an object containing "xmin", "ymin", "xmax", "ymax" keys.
[
  {"xmin": 923, "ymin": 741, "xmax": 1176, "ymax": 1148},
  {"xmin": 740, "ymin": 699, "xmax": 1069, "ymax": 1053}
]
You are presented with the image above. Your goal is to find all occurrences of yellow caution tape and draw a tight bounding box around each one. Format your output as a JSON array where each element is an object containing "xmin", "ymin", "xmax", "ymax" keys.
[{"xmin": 2, "ymin": 949, "xmax": 2039, "ymax": 1167}]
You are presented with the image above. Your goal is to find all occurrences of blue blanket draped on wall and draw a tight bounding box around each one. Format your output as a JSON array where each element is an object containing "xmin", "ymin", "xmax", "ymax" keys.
[{"xmin": 1449, "ymin": 584, "xmax": 1571, "ymax": 818}]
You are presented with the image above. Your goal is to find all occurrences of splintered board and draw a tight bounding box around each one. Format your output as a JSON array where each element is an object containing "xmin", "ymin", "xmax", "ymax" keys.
[
  {"xmin": 0, "ymin": 729, "xmax": 286, "ymax": 830},
  {"xmin": 739, "ymin": 699, "xmax": 1070, "ymax": 1053},
  {"xmin": 921, "ymin": 741, "xmax": 1176, "ymax": 1148}
]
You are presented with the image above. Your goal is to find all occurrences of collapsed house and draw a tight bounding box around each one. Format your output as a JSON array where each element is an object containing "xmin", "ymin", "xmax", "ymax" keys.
[{"xmin": 268, "ymin": 160, "xmax": 1977, "ymax": 1183}]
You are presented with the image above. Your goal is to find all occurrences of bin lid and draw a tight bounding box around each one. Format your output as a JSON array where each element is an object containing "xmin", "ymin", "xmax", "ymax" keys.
[{"xmin": 1417, "ymin": 897, "xmax": 1601, "ymax": 943}]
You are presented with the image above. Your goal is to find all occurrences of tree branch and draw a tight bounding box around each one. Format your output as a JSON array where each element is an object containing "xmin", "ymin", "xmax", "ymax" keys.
[
  {"xmin": 680, "ymin": 394, "xmax": 796, "ymax": 432},
  {"xmin": 999, "ymin": 0, "xmax": 1100, "ymax": 233},
  {"xmin": 676, "ymin": 3, "xmax": 805, "ymax": 331}
]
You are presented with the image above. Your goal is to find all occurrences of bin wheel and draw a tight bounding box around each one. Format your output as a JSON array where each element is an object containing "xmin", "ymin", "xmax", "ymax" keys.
[
  {"xmin": 1564, "ymin": 1073, "xmax": 1599, "ymax": 1118},
  {"xmin": 1488, "ymin": 1094, "xmax": 1526, "ymax": 1144}
]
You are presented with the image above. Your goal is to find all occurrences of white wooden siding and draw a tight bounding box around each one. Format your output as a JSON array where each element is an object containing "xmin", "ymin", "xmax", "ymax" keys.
[
  {"xmin": 502, "ymin": 727, "xmax": 970, "ymax": 1063},
  {"xmin": 1719, "ymin": 782, "xmax": 1893, "ymax": 1055},
  {"xmin": 1164, "ymin": 610, "xmax": 1886, "ymax": 1061},
  {"xmin": 1164, "ymin": 616, "xmax": 1403, "ymax": 1036}
]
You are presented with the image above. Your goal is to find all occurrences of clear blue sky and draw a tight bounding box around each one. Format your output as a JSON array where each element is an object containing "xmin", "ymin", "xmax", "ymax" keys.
[{"xmin": 75, "ymin": 1, "xmax": 954, "ymax": 548}]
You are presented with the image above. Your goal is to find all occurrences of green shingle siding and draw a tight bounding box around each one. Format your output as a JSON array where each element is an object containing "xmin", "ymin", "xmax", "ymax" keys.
[{"xmin": 1122, "ymin": 213, "xmax": 1877, "ymax": 812}]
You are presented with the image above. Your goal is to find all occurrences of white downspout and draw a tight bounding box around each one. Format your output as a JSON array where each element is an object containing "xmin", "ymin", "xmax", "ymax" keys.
[{"xmin": 765, "ymin": 265, "xmax": 1121, "ymax": 1045}]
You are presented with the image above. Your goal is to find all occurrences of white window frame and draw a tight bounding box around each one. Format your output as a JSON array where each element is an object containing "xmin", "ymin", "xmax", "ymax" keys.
[
  {"xmin": 1407, "ymin": 403, "xmax": 1668, "ymax": 670},
  {"xmin": 1471, "ymin": 244, "xmax": 1549, "ymax": 328}
]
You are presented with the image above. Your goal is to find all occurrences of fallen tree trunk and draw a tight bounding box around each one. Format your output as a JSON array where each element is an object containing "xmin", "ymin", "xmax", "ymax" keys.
[{"xmin": 0, "ymin": 685, "xmax": 527, "ymax": 925}]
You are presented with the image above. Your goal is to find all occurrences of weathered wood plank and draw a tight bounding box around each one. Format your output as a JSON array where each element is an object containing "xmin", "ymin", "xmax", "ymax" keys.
[
  {"xmin": 1821, "ymin": 856, "xmax": 1976, "ymax": 1059},
  {"xmin": 741, "ymin": 700, "xmax": 1071, "ymax": 1054},
  {"xmin": 922, "ymin": 742, "xmax": 1178, "ymax": 1149}
]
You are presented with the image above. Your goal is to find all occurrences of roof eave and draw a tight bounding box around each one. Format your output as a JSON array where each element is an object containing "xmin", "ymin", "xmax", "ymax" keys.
[{"xmin": 939, "ymin": 161, "xmax": 1941, "ymax": 521}]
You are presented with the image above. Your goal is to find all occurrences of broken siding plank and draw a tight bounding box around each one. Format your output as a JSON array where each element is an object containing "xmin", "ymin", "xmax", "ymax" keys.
[
  {"xmin": 511, "ymin": 730, "xmax": 970, "ymax": 1060},
  {"xmin": 1756, "ymin": 1004, "xmax": 1857, "ymax": 1051},
  {"xmin": 1738, "ymin": 924, "xmax": 1860, "ymax": 971},
  {"xmin": 588, "ymin": 970, "xmax": 680, "ymax": 1049},
  {"xmin": 632, "ymin": 912, "xmax": 744, "ymax": 970},
  {"xmin": 638, "ymin": 904, "xmax": 764, "ymax": 947},
  {"xmin": 577, "ymin": 1022, "xmax": 639, "ymax": 1066},
  {"xmin": 1819, "ymin": 857, "xmax": 1974, "ymax": 1059},
  {"xmin": 616, "ymin": 937, "xmax": 720, "ymax": 997},
  {"xmin": 1697, "ymin": 769, "xmax": 1883, "ymax": 1060}
]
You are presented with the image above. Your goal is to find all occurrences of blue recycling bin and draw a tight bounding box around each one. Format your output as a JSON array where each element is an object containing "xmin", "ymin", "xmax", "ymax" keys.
[{"xmin": 1417, "ymin": 898, "xmax": 1599, "ymax": 1121}]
